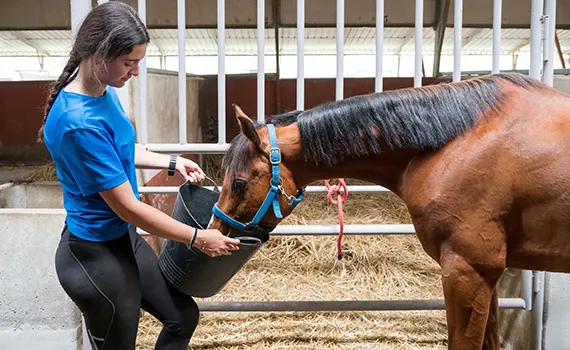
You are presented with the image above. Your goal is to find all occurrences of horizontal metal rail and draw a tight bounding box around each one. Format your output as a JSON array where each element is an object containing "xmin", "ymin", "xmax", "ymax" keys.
[
  {"xmin": 138, "ymin": 224, "xmax": 416, "ymax": 236},
  {"xmin": 140, "ymin": 143, "xmax": 230, "ymax": 154},
  {"xmin": 139, "ymin": 185, "xmax": 389, "ymax": 194},
  {"xmin": 196, "ymin": 298, "xmax": 527, "ymax": 312}
]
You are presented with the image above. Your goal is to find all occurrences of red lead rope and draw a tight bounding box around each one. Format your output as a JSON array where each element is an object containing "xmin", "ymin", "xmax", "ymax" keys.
[{"xmin": 324, "ymin": 178, "xmax": 349, "ymax": 260}]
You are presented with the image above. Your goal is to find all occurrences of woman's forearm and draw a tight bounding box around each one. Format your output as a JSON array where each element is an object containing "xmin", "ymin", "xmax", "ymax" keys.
[
  {"xmin": 134, "ymin": 145, "xmax": 172, "ymax": 169},
  {"xmin": 101, "ymin": 181, "xmax": 205, "ymax": 246},
  {"xmin": 124, "ymin": 200, "xmax": 206, "ymax": 246}
]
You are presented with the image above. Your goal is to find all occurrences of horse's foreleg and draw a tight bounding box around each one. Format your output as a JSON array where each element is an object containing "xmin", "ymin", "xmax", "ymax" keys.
[
  {"xmin": 483, "ymin": 288, "xmax": 500, "ymax": 349},
  {"xmin": 441, "ymin": 249, "xmax": 504, "ymax": 350}
]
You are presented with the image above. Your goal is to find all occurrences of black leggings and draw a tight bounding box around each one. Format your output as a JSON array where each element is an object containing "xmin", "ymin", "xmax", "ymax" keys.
[{"xmin": 55, "ymin": 225, "xmax": 199, "ymax": 350}]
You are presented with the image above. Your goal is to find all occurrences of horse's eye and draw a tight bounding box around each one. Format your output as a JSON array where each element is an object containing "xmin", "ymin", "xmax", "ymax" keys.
[{"xmin": 231, "ymin": 179, "xmax": 247, "ymax": 197}]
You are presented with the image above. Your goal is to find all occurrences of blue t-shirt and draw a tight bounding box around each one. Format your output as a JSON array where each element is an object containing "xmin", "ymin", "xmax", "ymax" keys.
[{"xmin": 43, "ymin": 86, "xmax": 139, "ymax": 241}]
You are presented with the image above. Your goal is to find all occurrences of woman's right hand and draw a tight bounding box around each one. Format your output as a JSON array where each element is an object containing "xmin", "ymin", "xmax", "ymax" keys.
[{"xmin": 194, "ymin": 229, "xmax": 240, "ymax": 257}]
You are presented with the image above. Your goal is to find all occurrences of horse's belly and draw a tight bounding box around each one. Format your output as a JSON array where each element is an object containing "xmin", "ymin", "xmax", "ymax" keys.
[{"xmin": 506, "ymin": 204, "xmax": 570, "ymax": 273}]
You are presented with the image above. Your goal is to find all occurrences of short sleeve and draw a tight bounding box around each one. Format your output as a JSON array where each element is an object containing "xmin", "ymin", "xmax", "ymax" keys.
[{"xmin": 60, "ymin": 128, "xmax": 128, "ymax": 196}]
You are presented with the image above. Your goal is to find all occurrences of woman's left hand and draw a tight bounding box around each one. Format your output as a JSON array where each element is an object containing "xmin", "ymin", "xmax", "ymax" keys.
[{"xmin": 175, "ymin": 157, "xmax": 206, "ymax": 183}]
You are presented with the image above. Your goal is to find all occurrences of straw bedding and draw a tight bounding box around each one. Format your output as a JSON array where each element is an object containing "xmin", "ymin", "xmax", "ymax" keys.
[{"xmin": 138, "ymin": 176, "xmax": 448, "ymax": 349}]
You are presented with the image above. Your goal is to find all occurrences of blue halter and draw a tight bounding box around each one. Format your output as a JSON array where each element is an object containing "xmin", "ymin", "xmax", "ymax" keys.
[{"xmin": 212, "ymin": 124, "xmax": 305, "ymax": 235}]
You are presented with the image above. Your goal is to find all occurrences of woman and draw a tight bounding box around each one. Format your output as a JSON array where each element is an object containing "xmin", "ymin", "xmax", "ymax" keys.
[{"xmin": 38, "ymin": 2, "xmax": 240, "ymax": 349}]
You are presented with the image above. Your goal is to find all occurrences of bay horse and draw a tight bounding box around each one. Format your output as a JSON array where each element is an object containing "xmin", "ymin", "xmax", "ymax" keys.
[{"xmin": 209, "ymin": 73, "xmax": 570, "ymax": 349}]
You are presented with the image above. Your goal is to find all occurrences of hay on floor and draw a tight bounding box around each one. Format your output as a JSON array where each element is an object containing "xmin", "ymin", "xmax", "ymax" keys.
[{"xmin": 138, "ymin": 190, "xmax": 447, "ymax": 349}]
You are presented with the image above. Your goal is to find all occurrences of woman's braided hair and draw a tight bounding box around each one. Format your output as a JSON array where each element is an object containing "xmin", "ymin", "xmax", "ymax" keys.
[{"xmin": 37, "ymin": 1, "xmax": 149, "ymax": 142}]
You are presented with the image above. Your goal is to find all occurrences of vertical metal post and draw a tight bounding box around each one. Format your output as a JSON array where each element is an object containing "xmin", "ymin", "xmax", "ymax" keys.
[
  {"xmin": 257, "ymin": 0, "xmax": 265, "ymax": 123},
  {"xmin": 523, "ymin": 270, "xmax": 533, "ymax": 311},
  {"xmin": 532, "ymin": 271, "xmax": 545, "ymax": 350},
  {"xmin": 453, "ymin": 0, "xmax": 462, "ymax": 82},
  {"xmin": 375, "ymin": 0, "xmax": 384, "ymax": 93},
  {"xmin": 542, "ymin": 0, "xmax": 556, "ymax": 86},
  {"xmin": 527, "ymin": 16, "xmax": 542, "ymax": 333},
  {"xmin": 527, "ymin": 0, "xmax": 543, "ymax": 326},
  {"xmin": 532, "ymin": 5, "xmax": 556, "ymax": 349},
  {"xmin": 217, "ymin": 0, "xmax": 226, "ymax": 144},
  {"xmin": 138, "ymin": 0, "xmax": 148, "ymax": 144},
  {"xmin": 70, "ymin": 0, "xmax": 91, "ymax": 41},
  {"xmin": 297, "ymin": 0, "xmax": 305, "ymax": 110},
  {"xmin": 414, "ymin": 0, "xmax": 423, "ymax": 87},
  {"xmin": 492, "ymin": 0, "xmax": 502, "ymax": 73},
  {"xmin": 336, "ymin": 0, "xmax": 344, "ymax": 100},
  {"xmin": 177, "ymin": 0, "xmax": 187, "ymax": 144},
  {"xmin": 526, "ymin": 3, "xmax": 544, "ymax": 331},
  {"xmin": 530, "ymin": 0, "xmax": 544, "ymax": 79}
]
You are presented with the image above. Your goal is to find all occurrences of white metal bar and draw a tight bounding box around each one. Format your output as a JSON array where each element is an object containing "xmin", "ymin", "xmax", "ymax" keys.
[
  {"xmin": 196, "ymin": 298, "xmax": 526, "ymax": 312},
  {"xmin": 273, "ymin": 224, "xmax": 415, "ymax": 235},
  {"xmin": 525, "ymin": 0, "xmax": 544, "ymax": 319},
  {"xmin": 178, "ymin": 0, "xmax": 187, "ymax": 144},
  {"xmin": 453, "ymin": 0, "xmax": 463, "ymax": 82},
  {"xmin": 336, "ymin": 0, "xmax": 344, "ymax": 100},
  {"xmin": 70, "ymin": 0, "xmax": 91, "ymax": 40},
  {"xmin": 375, "ymin": 0, "xmax": 384, "ymax": 92},
  {"xmin": 139, "ymin": 185, "xmax": 390, "ymax": 194},
  {"xmin": 492, "ymin": 0, "xmax": 502, "ymax": 73},
  {"xmin": 532, "ymin": 2, "xmax": 556, "ymax": 348},
  {"xmin": 257, "ymin": 0, "xmax": 265, "ymax": 123},
  {"xmin": 529, "ymin": 0, "xmax": 544, "ymax": 79},
  {"xmin": 140, "ymin": 224, "xmax": 415, "ymax": 236},
  {"xmin": 138, "ymin": 0, "xmax": 148, "ymax": 144},
  {"xmin": 542, "ymin": 0, "xmax": 556, "ymax": 86},
  {"xmin": 218, "ymin": 0, "xmax": 226, "ymax": 144},
  {"xmin": 522, "ymin": 270, "xmax": 533, "ymax": 311},
  {"xmin": 96, "ymin": 0, "xmax": 109, "ymax": 4},
  {"xmin": 140, "ymin": 143, "xmax": 230, "ymax": 154},
  {"xmin": 297, "ymin": 0, "xmax": 305, "ymax": 110},
  {"xmin": 414, "ymin": 0, "xmax": 423, "ymax": 87},
  {"xmin": 532, "ymin": 271, "xmax": 545, "ymax": 350},
  {"xmin": 277, "ymin": 185, "xmax": 378, "ymax": 193}
]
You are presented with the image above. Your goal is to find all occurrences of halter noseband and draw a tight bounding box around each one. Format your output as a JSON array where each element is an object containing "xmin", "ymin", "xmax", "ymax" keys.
[{"xmin": 212, "ymin": 124, "xmax": 305, "ymax": 235}]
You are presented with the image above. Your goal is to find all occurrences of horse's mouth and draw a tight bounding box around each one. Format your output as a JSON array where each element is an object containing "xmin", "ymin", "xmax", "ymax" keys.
[{"xmin": 228, "ymin": 227, "xmax": 273, "ymax": 243}]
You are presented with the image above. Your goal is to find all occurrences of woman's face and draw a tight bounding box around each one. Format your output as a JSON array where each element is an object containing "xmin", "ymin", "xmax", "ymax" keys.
[{"xmin": 98, "ymin": 44, "xmax": 147, "ymax": 88}]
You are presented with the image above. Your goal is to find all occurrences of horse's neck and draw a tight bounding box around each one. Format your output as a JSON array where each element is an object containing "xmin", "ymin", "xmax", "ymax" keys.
[
  {"xmin": 288, "ymin": 149, "xmax": 418, "ymax": 196},
  {"xmin": 277, "ymin": 123, "xmax": 419, "ymax": 195}
]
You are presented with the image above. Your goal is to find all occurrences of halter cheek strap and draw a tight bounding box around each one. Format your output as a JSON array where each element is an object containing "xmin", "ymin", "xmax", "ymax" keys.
[{"xmin": 212, "ymin": 123, "xmax": 305, "ymax": 234}]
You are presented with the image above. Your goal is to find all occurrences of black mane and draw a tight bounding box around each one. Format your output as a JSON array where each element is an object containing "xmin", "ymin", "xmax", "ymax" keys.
[{"xmin": 223, "ymin": 73, "xmax": 542, "ymax": 175}]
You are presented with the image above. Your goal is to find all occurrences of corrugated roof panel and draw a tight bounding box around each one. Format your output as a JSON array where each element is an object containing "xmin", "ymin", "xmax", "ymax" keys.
[
  {"xmin": 385, "ymin": 27, "xmax": 413, "ymax": 38},
  {"xmin": 0, "ymin": 37, "xmax": 36, "ymax": 56},
  {"xmin": 463, "ymin": 37, "xmax": 492, "ymax": 54},
  {"xmin": 502, "ymin": 28, "xmax": 529, "ymax": 39},
  {"xmin": 1, "ymin": 28, "xmax": 570, "ymax": 57}
]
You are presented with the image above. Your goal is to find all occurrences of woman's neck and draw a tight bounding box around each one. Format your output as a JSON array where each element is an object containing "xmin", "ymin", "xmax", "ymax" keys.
[{"xmin": 68, "ymin": 60, "xmax": 107, "ymax": 97}]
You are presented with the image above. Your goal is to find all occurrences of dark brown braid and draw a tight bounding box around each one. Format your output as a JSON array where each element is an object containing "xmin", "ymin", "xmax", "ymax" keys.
[
  {"xmin": 37, "ymin": 1, "xmax": 149, "ymax": 143},
  {"xmin": 36, "ymin": 50, "xmax": 81, "ymax": 142}
]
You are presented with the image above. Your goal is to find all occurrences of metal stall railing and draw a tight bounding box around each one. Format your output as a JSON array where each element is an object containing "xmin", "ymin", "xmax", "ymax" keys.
[{"xmin": 76, "ymin": 0, "xmax": 557, "ymax": 347}]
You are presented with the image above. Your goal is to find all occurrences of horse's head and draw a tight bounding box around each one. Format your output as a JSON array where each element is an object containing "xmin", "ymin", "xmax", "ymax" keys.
[{"xmin": 209, "ymin": 105, "xmax": 305, "ymax": 239}]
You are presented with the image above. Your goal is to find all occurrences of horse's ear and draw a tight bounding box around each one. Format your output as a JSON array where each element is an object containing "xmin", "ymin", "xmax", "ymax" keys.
[{"xmin": 234, "ymin": 104, "xmax": 261, "ymax": 150}]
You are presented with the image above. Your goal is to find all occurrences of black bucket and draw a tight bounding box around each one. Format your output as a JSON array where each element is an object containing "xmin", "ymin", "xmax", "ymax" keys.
[{"xmin": 158, "ymin": 180, "xmax": 268, "ymax": 298}]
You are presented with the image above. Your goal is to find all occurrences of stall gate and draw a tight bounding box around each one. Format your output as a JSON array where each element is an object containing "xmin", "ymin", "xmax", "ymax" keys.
[{"xmin": 77, "ymin": 0, "xmax": 559, "ymax": 349}]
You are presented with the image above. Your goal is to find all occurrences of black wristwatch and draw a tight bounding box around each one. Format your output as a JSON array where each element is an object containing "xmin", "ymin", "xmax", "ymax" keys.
[{"xmin": 168, "ymin": 154, "xmax": 177, "ymax": 176}]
